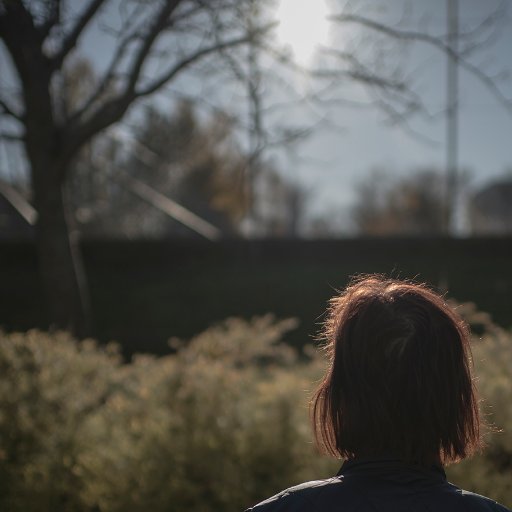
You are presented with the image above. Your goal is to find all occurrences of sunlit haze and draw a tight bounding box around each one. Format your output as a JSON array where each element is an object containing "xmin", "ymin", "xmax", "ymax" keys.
[{"xmin": 275, "ymin": 0, "xmax": 330, "ymax": 65}]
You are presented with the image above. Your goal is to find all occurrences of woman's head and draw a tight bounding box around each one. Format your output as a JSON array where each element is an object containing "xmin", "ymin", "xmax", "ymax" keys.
[{"xmin": 312, "ymin": 275, "xmax": 481, "ymax": 465}]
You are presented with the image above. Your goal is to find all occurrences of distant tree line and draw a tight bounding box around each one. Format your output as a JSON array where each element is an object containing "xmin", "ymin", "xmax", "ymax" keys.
[
  {"xmin": 66, "ymin": 94, "xmax": 306, "ymax": 239},
  {"xmin": 349, "ymin": 168, "xmax": 512, "ymax": 237}
]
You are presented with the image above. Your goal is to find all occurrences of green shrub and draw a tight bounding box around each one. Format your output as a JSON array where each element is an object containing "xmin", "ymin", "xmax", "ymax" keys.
[
  {"xmin": 0, "ymin": 331, "xmax": 121, "ymax": 512},
  {"xmin": 0, "ymin": 318, "xmax": 335, "ymax": 512},
  {"xmin": 0, "ymin": 310, "xmax": 510, "ymax": 511},
  {"xmin": 446, "ymin": 317, "xmax": 512, "ymax": 504}
]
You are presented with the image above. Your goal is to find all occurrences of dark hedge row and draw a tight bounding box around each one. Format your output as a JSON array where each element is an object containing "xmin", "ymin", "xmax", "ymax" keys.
[{"xmin": 1, "ymin": 238, "xmax": 511, "ymax": 356}]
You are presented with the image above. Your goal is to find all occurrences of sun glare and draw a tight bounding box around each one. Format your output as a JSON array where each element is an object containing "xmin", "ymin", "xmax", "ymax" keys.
[{"xmin": 275, "ymin": 0, "xmax": 330, "ymax": 66}]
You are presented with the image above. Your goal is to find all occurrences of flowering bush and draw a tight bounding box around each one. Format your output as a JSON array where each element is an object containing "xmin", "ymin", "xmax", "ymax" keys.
[
  {"xmin": 446, "ymin": 312, "xmax": 512, "ymax": 504},
  {"xmin": 0, "ymin": 311, "xmax": 510, "ymax": 511}
]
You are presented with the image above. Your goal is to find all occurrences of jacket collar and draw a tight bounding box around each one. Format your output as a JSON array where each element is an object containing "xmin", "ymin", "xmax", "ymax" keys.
[{"xmin": 337, "ymin": 458, "xmax": 447, "ymax": 484}]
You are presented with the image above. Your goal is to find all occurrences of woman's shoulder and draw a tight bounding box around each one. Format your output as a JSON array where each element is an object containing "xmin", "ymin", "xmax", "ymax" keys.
[
  {"xmin": 245, "ymin": 476, "xmax": 344, "ymax": 512},
  {"xmin": 410, "ymin": 483, "xmax": 511, "ymax": 512},
  {"xmin": 245, "ymin": 478, "xmax": 512, "ymax": 512},
  {"xmin": 457, "ymin": 489, "xmax": 511, "ymax": 512}
]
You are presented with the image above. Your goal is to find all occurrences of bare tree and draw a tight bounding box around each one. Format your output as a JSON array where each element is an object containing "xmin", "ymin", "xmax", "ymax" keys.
[
  {"xmin": 0, "ymin": 0, "xmax": 271, "ymax": 335},
  {"xmin": 1, "ymin": 0, "xmax": 510, "ymax": 334}
]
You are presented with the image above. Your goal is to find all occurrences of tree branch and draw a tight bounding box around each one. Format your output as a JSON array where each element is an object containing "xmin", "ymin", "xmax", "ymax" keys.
[
  {"xmin": 65, "ymin": 29, "xmax": 258, "ymax": 164},
  {"xmin": 50, "ymin": 0, "xmax": 107, "ymax": 70},
  {"xmin": 0, "ymin": 130, "xmax": 24, "ymax": 142},
  {"xmin": 37, "ymin": 0, "xmax": 62, "ymax": 40},
  {"xmin": 332, "ymin": 14, "xmax": 457, "ymax": 54},
  {"xmin": 331, "ymin": 13, "xmax": 512, "ymax": 114},
  {"xmin": 0, "ymin": 98, "xmax": 24, "ymax": 122},
  {"xmin": 89, "ymin": 2, "xmax": 193, "ymax": 122},
  {"xmin": 125, "ymin": 0, "xmax": 183, "ymax": 95},
  {"xmin": 447, "ymin": 2, "xmax": 507, "ymax": 56},
  {"xmin": 457, "ymin": 57, "xmax": 512, "ymax": 114},
  {"xmin": 68, "ymin": 28, "xmax": 142, "ymax": 123},
  {"xmin": 135, "ymin": 32, "xmax": 259, "ymax": 97},
  {"xmin": 370, "ymin": 95, "xmax": 439, "ymax": 146}
]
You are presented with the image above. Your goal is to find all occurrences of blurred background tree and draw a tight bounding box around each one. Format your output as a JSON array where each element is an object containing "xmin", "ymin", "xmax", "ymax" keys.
[
  {"xmin": 469, "ymin": 174, "xmax": 512, "ymax": 235},
  {"xmin": 1, "ymin": 0, "xmax": 511, "ymax": 335},
  {"xmin": 68, "ymin": 100, "xmax": 248, "ymax": 238},
  {"xmin": 352, "ymin": 168, "xmax": 448, "ymax": 235},
  {"xmin": 0, "ymin": 0, "xmax": 274, "ymax": 335}
]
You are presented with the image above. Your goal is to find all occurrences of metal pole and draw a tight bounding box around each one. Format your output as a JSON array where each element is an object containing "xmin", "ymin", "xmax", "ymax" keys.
[
  {"xmin": 243, "ymin": 0, "xmax": 263, "ymax": 236},
  {"xmin": 446, "ymin": 0, "xmax": 459, "ymax": 235}
]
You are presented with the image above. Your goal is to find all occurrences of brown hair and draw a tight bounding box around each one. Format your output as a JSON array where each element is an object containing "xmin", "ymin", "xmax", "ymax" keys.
[{"xmin": 312, "ymin": 275, "xmax": 481, "ymax": 465}]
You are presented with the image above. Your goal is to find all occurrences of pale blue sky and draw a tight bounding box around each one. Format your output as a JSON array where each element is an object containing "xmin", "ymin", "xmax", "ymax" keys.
[
  {"xmin": 276, "ymin": 0, "xmax": 512, "ymax": 221},
  {"xmin": 79, "ymin": 0, "xmax": 512, "ymax": 225},
  {"xmin": 1, "ymin": 0, "xmax": 511, "ymax": 230}
]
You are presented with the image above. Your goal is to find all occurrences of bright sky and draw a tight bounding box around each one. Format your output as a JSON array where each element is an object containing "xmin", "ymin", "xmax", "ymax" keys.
[
  {"xmin": 269, "ymin": 0, "xmax": 512, "ymax": 227},
  {"xmin": 274, "ymin": 0, "xmax": 330, "ymax": 66},
  {"xmin": 1, "ymin": 0, "xmax": 512, "ymax": 233}
]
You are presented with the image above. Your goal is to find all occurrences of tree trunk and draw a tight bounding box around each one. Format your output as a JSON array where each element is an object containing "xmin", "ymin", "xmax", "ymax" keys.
[
  {"xmin": 32, "ymin": 161, "xmax": 91, "ymax": 338},
  {"xmin": 0, "ymin": 2, "xmax": 90, "ymax": 337}
]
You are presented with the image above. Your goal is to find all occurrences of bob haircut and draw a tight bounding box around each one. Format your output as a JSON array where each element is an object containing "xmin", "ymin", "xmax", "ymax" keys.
[{"xmin": 312, "ymin": 275, "xmax": 481, "ymax": 465}]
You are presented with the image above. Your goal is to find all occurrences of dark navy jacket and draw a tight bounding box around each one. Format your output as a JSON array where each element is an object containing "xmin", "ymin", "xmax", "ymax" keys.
[{"xmin": 246, "ymin": 459, "xmax": 511, "ymax": 512}]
